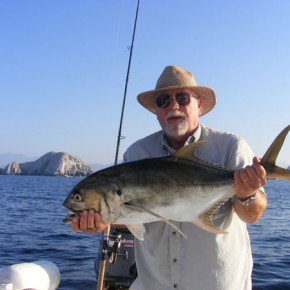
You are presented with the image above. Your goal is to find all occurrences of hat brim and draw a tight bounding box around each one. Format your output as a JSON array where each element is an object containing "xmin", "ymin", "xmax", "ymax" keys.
[{"xmin": 137, "ymin": 86, "xmax": 216, "ymax": 116}]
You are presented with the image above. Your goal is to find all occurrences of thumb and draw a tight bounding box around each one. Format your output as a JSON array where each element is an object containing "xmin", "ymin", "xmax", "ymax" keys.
[{"xmin": 253, "ymin": 156, "xmax": 260, "ymax": 164}]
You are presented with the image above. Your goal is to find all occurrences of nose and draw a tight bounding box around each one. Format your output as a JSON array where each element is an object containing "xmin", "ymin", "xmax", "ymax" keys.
[{"xmin": 167, "ymin": 96, "xmax": 179, "ymax": 110}]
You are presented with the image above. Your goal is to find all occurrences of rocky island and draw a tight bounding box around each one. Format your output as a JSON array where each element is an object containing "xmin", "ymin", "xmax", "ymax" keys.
[{"xmin": 0, "ymin": 152, "xmax": 92, "ymax": 176}]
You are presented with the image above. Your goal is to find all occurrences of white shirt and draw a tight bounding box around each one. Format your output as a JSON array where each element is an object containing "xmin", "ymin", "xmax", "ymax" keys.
[{"xmin": 123, "ymin": 125, "xmax": 255, "ymax": 290}]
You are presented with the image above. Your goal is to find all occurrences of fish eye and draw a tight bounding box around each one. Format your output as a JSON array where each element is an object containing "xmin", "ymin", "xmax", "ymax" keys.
[{"xmin": 72, "ymin": 192, "xmax": 82, "ymax": 202}]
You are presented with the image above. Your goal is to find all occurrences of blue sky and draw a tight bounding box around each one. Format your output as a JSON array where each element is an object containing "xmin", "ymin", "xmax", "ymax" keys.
[{"xmin": 1, "ymin": 0, "xmax": 289, "ymax": 166}]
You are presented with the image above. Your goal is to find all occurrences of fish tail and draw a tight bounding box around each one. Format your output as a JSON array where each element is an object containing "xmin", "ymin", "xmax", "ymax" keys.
[{"xmin": 260, "ymin": 125, "xmax": 290, "ymax": 180}]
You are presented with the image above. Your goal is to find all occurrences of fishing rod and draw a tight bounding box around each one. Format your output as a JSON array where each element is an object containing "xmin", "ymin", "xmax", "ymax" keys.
[
  {"xmin": 114, "ymin": 0, "xmax": 140, "ymax": 165},
  {"xmin": 97, "ymin": 1, "xmax": 140, "ymax": 289}
]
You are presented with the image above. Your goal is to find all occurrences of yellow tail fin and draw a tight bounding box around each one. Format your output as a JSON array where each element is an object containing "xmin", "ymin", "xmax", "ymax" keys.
[{"xmin": 260, "ymin": 125, "xmax": 290, "ymax": 180}]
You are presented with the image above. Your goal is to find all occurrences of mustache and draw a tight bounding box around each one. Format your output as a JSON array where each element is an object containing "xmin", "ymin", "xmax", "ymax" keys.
[{"xmin": 166, "ymin": 111, "xmax": 186, "ymax": 120}]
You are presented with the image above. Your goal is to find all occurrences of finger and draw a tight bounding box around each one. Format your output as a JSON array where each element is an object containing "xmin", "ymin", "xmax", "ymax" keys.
[
  {"xmin": 87, "ymin": 210, "xmax": 96, "ymax": 230},
  {"xmin": 243, "ymin": 168, "xmax": 266, "ymax": 191},
  {"xmin": 253, "ymin": 156, "xmax": 260, "ymax": 164},
  {"xmin": 238, "ymin": 168, "xmax": 251, "ymax": 183},
  {"xmin": 234, "ymin": 169, "xmax": 246, "ymax": 187},
  {"xmin": 246, "ymin": 162, "xmax": 266, "ymax": 186},
  {"xmin": 255, "ymin": 162, "xmax": 267, "ymax": 180},
  {"xmin": 79, "ymin": 210, "xmax": 88, "ymax": 231},
  {"xmin": 251, "ymin": 157, "xmax": 266, "ymax": 178},
  {"xmin": 94, "ymin": 213, "xmax": 109, "ymax": 232},
  {"xmin": 71, "ymin": 216, "xmax": 81, "ymax": 232},
  {"xmin": 87, "ymin": 228, "xmax": 98, "ymax": 234},
  {"xmin": 94, "ymin": 212, "xmax": 102, "ymax": 226}
]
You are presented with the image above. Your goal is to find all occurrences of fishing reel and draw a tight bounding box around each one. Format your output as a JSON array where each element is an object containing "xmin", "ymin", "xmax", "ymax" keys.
[
  {"xmin": 95, "ymin": 229, "xmax": 136, "ymax": 290},
  {"xmin": 108, "ymin": 231, "xmax": 129, "ymax": 264}
]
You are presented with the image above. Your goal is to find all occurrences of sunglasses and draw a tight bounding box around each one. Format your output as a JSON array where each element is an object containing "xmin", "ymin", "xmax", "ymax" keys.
[{"xmin": 155, "ymin": 92, "xmax": 198, "ymax": 109}]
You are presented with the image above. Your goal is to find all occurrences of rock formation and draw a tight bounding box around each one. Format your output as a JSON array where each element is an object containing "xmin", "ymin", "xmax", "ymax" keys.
[
  {"xmin": 1, "ymin": 152, "xmax": 92, "ymax": 176},
  {"xmin": 4, "ymin": 161, "xmax": 22, "ymax": 175}
]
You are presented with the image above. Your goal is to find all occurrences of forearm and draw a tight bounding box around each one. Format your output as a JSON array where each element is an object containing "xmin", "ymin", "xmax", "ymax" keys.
[{"xmin": 233, "ymin": 189, "xmax": 267, "ymax": 224}]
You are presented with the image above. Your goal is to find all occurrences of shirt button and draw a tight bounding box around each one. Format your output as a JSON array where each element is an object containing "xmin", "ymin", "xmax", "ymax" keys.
[
  {"xmin": 172, "ymin": 231, "xmax": 176, "ymax": 235},
  {"xmin": 174, "ymin": 284, "xmax": 178, "ymax": 288},
  {"xmin": 173, "ymin": 258, "xmax": 178, "ymax": 263}
]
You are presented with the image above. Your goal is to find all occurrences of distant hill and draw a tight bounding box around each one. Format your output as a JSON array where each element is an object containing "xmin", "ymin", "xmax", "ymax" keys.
[
  {"xmin": 0, "ymin": 153, "xmax": 36, "ymax": 168},
  {"xmin": 1, "ymin": 152, "xmax": 92, "ymax": 176}
]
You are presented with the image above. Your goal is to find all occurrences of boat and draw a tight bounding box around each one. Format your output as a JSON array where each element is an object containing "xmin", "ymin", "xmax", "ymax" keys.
[
  {"xmin": 94, "ymin": 228, "xmax": 136, "ymax": 290},
  {"xmin": 0, "ymin": 260, "xmax": 60, "ymax": 290}
]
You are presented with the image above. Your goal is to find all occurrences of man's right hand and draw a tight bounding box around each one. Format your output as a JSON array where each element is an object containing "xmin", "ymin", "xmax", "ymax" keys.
[{"xmin": 71, "ymin": 210, "xmax": 109, "ymax": 234}]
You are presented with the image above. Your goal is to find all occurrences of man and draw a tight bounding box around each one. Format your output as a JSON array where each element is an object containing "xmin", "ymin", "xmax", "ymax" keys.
[{"xmin": 72, "ymin": 65, "xmax": 267, "ymax": 290}]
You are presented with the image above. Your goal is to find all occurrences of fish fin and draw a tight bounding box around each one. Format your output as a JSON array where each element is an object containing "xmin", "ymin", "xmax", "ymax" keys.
[
  {"xmin": 125, "ymin": 204, "xmax": 187, "ymax": 239},
  {"xmin": 192, "ymin": 220, "xmax": 227, "ymax": 235},
  {"xmin": 173, "ymin": 141, "xmax": 233, "ymax": 174},
  {"xmin": 260, "ymin": 125, "xmax": 290, "ymax": 181},
  {"xmin": 127, "ymin": 224, "xmax": 145, "ymax": 241},
  {"xmin": 194, "ymin": 201, "xmax": 228, "ymax": 234},
  {"xmin": 173, "ymin": 141, "xmax": 206, "ymax": 161}
]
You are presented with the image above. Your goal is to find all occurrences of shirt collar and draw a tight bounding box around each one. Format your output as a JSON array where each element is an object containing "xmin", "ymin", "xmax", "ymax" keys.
[{"xmin": 161, "ymin": 124, "xmax": 202, "ymax": 154}]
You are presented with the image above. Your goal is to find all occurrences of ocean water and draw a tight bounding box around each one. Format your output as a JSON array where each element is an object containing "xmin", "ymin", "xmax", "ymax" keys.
[
  {"xmin": 248, "ymin": 179, "xmax": 290, "ymax": 290},
  {"xmin": 0, "ymin": 175, "xmax": 290, "ymax": 289}
]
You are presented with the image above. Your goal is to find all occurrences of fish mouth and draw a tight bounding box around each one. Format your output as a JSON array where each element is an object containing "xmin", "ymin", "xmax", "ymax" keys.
[{"xmin": 63, "ymin": 209, "xmax": 81, "ymax": 225}]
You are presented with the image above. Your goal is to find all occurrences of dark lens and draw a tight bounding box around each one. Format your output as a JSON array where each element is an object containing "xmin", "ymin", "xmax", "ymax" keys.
[
  {"xmin": 155, "ymin": 94, "xmax": 171, "ymax": 108},
  {"xmin": 175, "ymin": 93, "xmax": 190, "ymax": 106}
]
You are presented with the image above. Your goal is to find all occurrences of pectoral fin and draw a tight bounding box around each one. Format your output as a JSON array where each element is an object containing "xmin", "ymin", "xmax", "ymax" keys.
[
  {"xmin": 194, "ymin": 201, "xmax": 228, "ymax": 234},
  {"xmin": 192, "ymin": 220, "xmax": 227, "ymax": 234},
  {"xmin": 127, "ymin": 224, "xmax": 146, "ymax": 241},
  {"xmin": 125, "ymin": 203, "xmax": 187, "ymax": 239}
]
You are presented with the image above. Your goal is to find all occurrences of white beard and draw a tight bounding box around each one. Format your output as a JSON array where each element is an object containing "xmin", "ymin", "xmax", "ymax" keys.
[{"xmin": 164, "ymin": 111, "xmax": 189, "ymax": 137}]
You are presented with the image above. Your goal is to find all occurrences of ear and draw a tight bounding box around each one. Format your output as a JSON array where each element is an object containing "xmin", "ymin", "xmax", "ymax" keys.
[{"xmin": 198, "ymin": 98, "xmax": 203, "ymax": 115}]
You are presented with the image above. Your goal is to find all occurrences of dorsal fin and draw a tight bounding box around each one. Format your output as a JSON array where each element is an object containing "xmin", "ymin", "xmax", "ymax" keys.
[{"xmin": 173, "ymin": 141, "xmax": 206, "ymax": 161}]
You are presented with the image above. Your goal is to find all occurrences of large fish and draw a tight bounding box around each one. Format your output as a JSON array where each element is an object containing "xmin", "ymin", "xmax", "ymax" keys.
[{"xmin": 63, "ymin": 125, "xmax": 290, "ymax": 240}]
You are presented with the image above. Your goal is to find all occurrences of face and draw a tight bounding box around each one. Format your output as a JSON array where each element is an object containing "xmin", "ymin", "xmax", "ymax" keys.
[{"xmin": 155, "ymin": 88, "xmax": 202, "ymax": 143}]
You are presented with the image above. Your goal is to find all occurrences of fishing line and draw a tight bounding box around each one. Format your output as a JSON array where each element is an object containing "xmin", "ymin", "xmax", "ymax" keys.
[
  {"xmin": 114, "ymin": 0, "xmax": 140, "ymax": 166},
  {"xmin": 108, "ymin": 0, "xmax": 124, "ymax": 85},
  {"xmin": 97, "ymin": 1, "xmax": 141, "ymax": 290}
]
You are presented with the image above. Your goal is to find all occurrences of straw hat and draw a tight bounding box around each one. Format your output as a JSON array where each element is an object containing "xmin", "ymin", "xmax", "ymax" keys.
[{"xmin": 137, "ymin": 65, "xmax": 216, "ymax": 116}]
